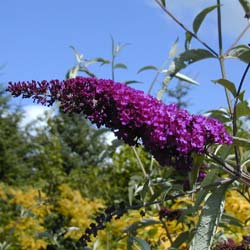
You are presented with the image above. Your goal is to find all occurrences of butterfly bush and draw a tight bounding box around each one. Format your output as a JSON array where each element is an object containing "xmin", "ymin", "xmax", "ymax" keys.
[{"xmin": 7, "ymin": 77, "xmax": 232, "ymax": 171}]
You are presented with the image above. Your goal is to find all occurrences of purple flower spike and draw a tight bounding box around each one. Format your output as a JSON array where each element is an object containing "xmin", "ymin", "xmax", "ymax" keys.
[{"xmin": 7, "ymin": 77, "xmax": 232, "ymax": 170}]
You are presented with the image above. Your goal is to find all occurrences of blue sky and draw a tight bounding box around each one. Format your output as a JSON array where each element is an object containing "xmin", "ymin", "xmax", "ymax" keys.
[{"xmin": 1, "ymin": 0, "xmax": 249, "ymax": 121}]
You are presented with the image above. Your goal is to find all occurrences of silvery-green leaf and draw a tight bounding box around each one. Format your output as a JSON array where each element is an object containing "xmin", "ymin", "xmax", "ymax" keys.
[
  {"xmin": 175, "ymin": 72, "xmax": 199, "ymax": 85},
  {"xmin": 190, "ymin": 183, "xmax": 230, "ymax": 250},
  {"xmin": 227, "ymin": 45, "xmax": 250, "ymax": 63},
  {"xmin": 168, "ymin": 38, "xmax": 179, "ymax": 58}
]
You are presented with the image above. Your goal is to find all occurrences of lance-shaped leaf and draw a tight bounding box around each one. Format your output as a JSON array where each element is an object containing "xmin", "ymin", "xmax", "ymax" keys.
[
  {"xmin": 212, "ymin": 79, "xmax": 237, "ymax": 97},
  {"xmin": 193, "ymin": 5, "xmax": 219, "ymax": 34},
  {"xmin": 169, "ymin": 38, "xmax": 179, "ymax": 58},
  {"xmin": 190, "ymin": 183, "xmax": 230, "ymax": 250},
  {"xmin": 226, "ymin": 45, "xmax": 250, "ymax": 63},
  {"xmin": 168, "ymin": 49, "xmax": 216, "ymax": 76},
  {"xmin": 185, "ymin": 5, "xmax": 218, "ymax": 49},
  {"xmin": 175, "ymin": 72, "xmax": 199, "ymax": 85}
]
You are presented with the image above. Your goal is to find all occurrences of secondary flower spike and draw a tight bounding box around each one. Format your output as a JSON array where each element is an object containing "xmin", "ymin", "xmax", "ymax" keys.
[{"xmin": 7, "ymin": 77, "xmax": 232, "ymax": 170}]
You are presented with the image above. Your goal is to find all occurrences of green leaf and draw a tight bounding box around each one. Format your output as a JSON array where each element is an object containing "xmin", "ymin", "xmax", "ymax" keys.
[
  {"xmin": 123, "ymin": 219, "xmax": 161, "ymax": 233},
  {"xmin": 236, "ymin": 100, "xmax": 250, "ymax": 117},
  {"xmin": 190, "ymin": 183, "xmax": 230, "ymax": 250},
  {"xmin": 227, "ymin": 45, "xmax": 250, "ymax": 63},
  {"xmin": 239, "ymin": 0, "xmax": 250, "ymax": 17},
  {"xmin": 175, "ymin": 72, "xmax": 199, "ymax": 85},
  {"xmin": 169, "ymin": 49, "xmax": 216, "ymax": 76},
  {"xmin": 233, "ymin": 136, "xmax": 250, "ymax": 148},
  {"xmin": 131, "ymin": 236, "xmax": 151, "ymax": 250},
  {"xmin": 114, "ymin": 63, "xmax": 128, "ymax": 70},
  {"xmin": 137, "ymin": 65, "xmax": 158, "ymax": 74},
  {"xmin": 193, "ymin": 5, "xmax": 219, "ymax": 34},
  {"xmin": 212, "ymin": 79, "xmax": 237, "ymax": 97}
]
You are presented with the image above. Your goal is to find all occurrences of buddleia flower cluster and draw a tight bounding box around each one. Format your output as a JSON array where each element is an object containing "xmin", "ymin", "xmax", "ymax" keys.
[{"xmin": 7, "ymin": 77, "xmax": 232, "ymax": 171}]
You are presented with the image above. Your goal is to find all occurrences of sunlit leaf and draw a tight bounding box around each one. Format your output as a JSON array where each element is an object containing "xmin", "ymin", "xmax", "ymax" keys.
[
  {"xmin": 175, "ymin": 72, "xmax": 199, "ymax": 85},
  {"xmin": 137, "ymin": 65, "xmax": 158, "ymax": 74},
  {"xmin": 168, "ymin": 38, "xmax": 179, "ymax": 58},
  {"xmin": 193, "ymin": 5, "xmax": 219, "ymax": 34},
  {"xmin": 190, "ymin": 183, "xmax": 229, "ymax": 250},
  {"xmin": 212, "ymin": 79, "xmax": 237, "ymax": 97},
  {"xmin": 227, "ymin": 45, "xmax": 250, "ymax": 63}
]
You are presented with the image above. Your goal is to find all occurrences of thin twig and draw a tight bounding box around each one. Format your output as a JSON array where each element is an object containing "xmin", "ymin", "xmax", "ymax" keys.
[{"xmin": 154, "ymin": 0, "xmax": 218, "ymax": 57}]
